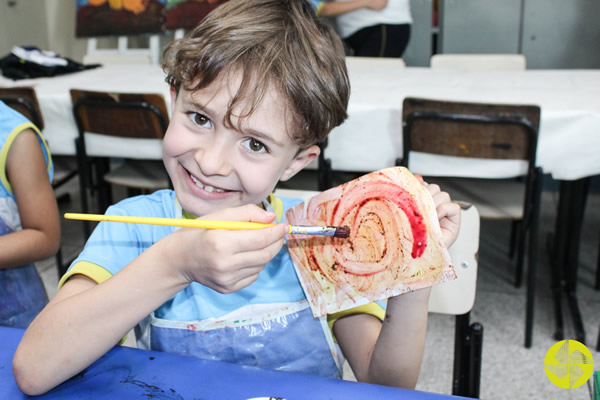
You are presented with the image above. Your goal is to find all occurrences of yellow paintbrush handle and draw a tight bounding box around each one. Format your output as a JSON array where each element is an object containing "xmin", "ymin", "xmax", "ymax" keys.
[{"xmin": 63, "ymin": 213, "xmax": 284, "ymax": 231}]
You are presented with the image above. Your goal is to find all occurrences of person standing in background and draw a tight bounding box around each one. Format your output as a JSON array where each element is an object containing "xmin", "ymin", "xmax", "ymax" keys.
[
  {"xmin": 312, "ymin": 0, "xmax": 388, "ymax": 19},
  {"xmin": 333, "ymin": 0, "xmax": 412, "ymax": 58}
]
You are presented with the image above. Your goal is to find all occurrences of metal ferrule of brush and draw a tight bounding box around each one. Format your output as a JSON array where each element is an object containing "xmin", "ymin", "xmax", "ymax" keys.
[{"xmin": 289, "ymin": 225, "xmax": 337, "ymax": 236}]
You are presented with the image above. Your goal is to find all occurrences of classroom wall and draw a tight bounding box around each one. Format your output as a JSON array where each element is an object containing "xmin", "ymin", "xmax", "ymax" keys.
[
  {"xmin": 438, "ymin": 0, "xmax": 600, "ymax": 69},
  {"xmin": 0, "ymin": 0, "xmax": 599, "ymax": 68},
  {"xmin": 0, "ymin": 0, "xmax": 50, "ymax": 56}
]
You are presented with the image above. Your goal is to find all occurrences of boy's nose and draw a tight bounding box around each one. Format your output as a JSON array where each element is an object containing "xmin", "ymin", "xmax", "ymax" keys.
[{"xmin": 196, "ymin": 138, "xmax": 232, "ymax": 177}]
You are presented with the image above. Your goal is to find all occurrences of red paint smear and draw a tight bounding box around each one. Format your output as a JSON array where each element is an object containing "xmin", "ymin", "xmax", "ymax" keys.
[{"xmin": 332, "ymin": 181, "xmax": 427, "ymax": 259}]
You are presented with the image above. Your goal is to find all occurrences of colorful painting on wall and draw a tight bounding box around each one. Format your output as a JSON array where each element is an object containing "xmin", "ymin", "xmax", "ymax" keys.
[
  {"xmin": 76, "ymin": 0, "xmax": 166, "ymax": 37},
  {"xmin": 164, "ymin": 0, "xmax": 229, "ymax": 30}
]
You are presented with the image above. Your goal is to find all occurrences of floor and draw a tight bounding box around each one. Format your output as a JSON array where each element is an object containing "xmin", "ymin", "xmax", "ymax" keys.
[{"xmin": 38, "ymin": 172, "xmax": 600, "ymax": 399}]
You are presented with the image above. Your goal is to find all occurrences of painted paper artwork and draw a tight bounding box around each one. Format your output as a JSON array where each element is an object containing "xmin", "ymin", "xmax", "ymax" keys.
[
  {"xmin": 76, "ymin": 0, "xmax": 165, "ymax": 38},
  {"xmin": 286, "ymin": 167, "xmax": 456, "ymax": 317},
  {"xmin": 165, "ymin": 0, "xmax": 230, "ymax": 30}
]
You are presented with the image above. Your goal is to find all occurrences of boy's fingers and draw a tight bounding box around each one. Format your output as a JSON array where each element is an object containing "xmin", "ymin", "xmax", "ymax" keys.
[
  {"xmin": 231, "ymin": 224, "xmax": 288, "ymax": 254},
  {"xmin": 235, "ymin": 236, "xmax": 286, "ymax": 267},
  {"xmin": 436, "ymin": 202, "xmax": 461, "ymax": 224},
  {"xmin": 201, "ymin": 204, "xmax": 277, "ymax": 224}
]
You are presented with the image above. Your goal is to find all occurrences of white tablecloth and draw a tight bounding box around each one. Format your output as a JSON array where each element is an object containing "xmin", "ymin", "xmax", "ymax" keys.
[{"xmin": 2, "ymin": 59, "xmax": 599, "ymax": 181}]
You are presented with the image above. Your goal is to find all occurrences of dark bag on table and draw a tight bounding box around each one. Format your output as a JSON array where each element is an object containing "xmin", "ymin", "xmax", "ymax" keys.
[{"xmin": 0, "ymin": 46, "xmax": 99, "ymax": 80}]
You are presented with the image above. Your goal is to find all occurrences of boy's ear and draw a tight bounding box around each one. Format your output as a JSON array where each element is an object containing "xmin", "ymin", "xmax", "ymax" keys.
[
  {"xmin": 280, "ymin": 144, "xmax": 321, "ymax": 182},
  {"xmin": 169, "ymin": 86, "xmax": 178, "ymax": 115}
]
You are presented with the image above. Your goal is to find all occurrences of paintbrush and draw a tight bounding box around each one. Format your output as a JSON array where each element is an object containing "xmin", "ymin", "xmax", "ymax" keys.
[{"xmin": 64, "ymin": 213, "xmax": 351, "ymax": 238}]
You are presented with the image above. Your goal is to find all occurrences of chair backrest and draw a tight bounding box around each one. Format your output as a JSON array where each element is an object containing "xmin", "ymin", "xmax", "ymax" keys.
[
  {"xmin": 430, "ymin": 54, "xmax": 526, "ymax": 71},
  {"xmin": 273, "ymin": 188, "xmax": 479, "ymax": 315},
  {"xmin": 401, "ymin": 97, "xmax": 540, "ymax": 174},
  {"xmin": 71, "ymin": 89, "xmax": 168, "ymax": 139},
  {"xmin": 0, "ymin": 87, "xmax": 44, "ymax": 130},
  {"xmin": 71, "ymin": 89, "xmax": 169, "ymax": 160}
]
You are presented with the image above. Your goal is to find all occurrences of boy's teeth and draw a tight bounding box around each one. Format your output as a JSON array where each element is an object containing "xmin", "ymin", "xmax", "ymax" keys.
[{"xmin": 190, "ymin": 174, "xmax": 224, "ymax": 193}]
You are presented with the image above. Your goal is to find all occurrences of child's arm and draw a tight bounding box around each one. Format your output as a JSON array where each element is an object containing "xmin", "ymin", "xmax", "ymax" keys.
[
  {"xmin": 13, "ymin": 204, "xmax": 288, "ymax": 395},
  {"xmin": 318, "ymin": 0, "xmax": 388, "ymax": 17},
  {"xmin": 334, "ymin": 183, "xmax": 461, "ymax": 388},
  {"xmin": 0, "ymin": 129, "xmax": 60, "ymax": 269}
]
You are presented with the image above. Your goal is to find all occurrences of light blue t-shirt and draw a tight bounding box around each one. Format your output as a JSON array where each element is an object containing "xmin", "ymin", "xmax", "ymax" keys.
[{"xmin": 66, "ymin": 190, "xmax": 307, "ymax": 321}]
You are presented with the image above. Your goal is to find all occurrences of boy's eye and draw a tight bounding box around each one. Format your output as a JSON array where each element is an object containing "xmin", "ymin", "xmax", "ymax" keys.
[
  {"xmin": 189, "ymin": 112, "xmax": 212, "ymax": 128},
  {"xmin": 243, "ymin": 138, "xmax": 268, "ymax": 153}
]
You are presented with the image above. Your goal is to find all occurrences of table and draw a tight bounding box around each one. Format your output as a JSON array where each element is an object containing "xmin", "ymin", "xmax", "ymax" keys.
[
  {"xmin": 0, "ymin": 327, "xmax": 461, "ymax": 400},
  {"xmin": 1, "ymin": 60, "xmax": 599, "ymax": 181},
  {"xmin": 2, "ymin": 59, "xmax": 599, "ymax": 343}
]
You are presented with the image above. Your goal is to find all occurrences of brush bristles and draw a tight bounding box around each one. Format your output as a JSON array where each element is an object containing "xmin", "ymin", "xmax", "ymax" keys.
[{"xmin": 333, "ymin": 226, "xmax": 351, "ymax": 239}]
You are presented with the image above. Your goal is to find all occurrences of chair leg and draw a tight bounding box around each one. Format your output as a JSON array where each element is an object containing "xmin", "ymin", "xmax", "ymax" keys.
[
  {"xmin": 524, "ymin": 168, "xmax": 543, "ymax": 348},
  {"xmin": 75, "ymin": 138, "xmax": 91, "ymax": 238},
  {"xmin": 452, "ymin": 313, "xmax": 483, "ymax": 399},
  {"xmin": 95, "ymin": 158, "xmax": 112, "ymax": 214},
  {"xmin": 508, "ymin": 220, "xmax": 519, "ymax": 259},
  {"xmin": 514, "ymin": 222, "xmax": 526, "ymax": 288},
  {"xmin": 596, "ymin": 233, "xmax": 600, "ymax": 290},
  {"xmin": 55, "ymin": 249, "xmax": 64, "ymax": 280},
  {"xmin": 468, "ymin": 323, "xmax": 483, "ymax": 398}
]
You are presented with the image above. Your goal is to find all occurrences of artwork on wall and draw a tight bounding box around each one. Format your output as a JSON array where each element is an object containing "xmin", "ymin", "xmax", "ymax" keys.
[
  {"xmin": 76, "ymin": 0, "xmax": 230, "ymax": 38},
  {"xmin": 164, "ymin": 0, "xmax": 229, "ymax": 30},
  {"xmin": 76, "ymin": 0, "xmax": 165, "ymax": 37}
]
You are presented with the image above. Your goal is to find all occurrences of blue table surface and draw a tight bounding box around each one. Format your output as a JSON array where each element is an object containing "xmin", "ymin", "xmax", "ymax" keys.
[{"xmin": 0, "ymin": 326, "xmax": 463, "ymax": 399}]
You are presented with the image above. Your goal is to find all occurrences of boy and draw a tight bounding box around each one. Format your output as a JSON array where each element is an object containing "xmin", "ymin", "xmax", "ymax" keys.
[{"xmin": 13, "ymin": 0, "xmax": 460, "ymax": 395}]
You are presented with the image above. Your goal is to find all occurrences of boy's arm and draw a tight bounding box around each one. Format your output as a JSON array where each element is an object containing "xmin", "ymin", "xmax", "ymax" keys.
[
  {"xmin": 0, "ymin": 129, "xmax": 60, "ymax": 268},
  {"xmin": 334, "ymin": 183, "xmax": 460, "ymax": 388},
  {"xmin": 334, "ymin": 288, "xmax": 431, "ymax": 388},
  {"xmin": 318, "ymin": 0, "xmax": 388, "ymax": 17},
  {"xmin": 13, "ymin": 205, "xmax": 288, "ymax": 396}
]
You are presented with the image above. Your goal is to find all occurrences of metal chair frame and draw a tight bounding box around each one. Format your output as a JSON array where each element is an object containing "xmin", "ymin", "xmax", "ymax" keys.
[
  {"xmin": 71, "ymin": 91, "xmax": 170, "ymax": 238},
  {"xmin": 399, "ymin": 97, "xmax": 543, "ymax": 348}
]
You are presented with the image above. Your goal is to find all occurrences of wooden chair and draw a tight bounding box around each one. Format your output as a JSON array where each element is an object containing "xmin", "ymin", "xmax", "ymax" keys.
[
  {"xmin": 430, "ymin": 54, "xmax": 526, "ymax": 71},
  {"xmin": 70, "ymin": 89, "xmax": 171, "ymax": 237},
  {"xmin": 397, "ymin": 97, "xmax": 543, "ymax": 348},
  {"xmin": 0, "ymin": 88, "xmax": 79, "ymax": 192},
  {"xmin": 273, "ymin": 188, "xmax": 483, "ymax": 398},
  {"xmin": 430, "ymin": 53, "xmax": 528, "ymax": 280},
  {"xmin": 0, "ymin": 87, "xmax": 78, "ymax": 277}
]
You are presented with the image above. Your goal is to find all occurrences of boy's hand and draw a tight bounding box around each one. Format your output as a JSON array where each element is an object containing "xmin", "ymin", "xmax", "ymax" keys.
[
  {"xmin": 164, "ymin": 204, "xmax": 288, "ymax": 293},
  {"xmin": 424, "ymin": 182, "xmax": 461, "ymax": 248}
]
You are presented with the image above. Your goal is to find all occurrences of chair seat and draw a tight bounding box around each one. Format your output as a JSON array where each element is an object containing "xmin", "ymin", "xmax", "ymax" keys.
[
  {"xmin": 427, "ymin": 177, "xmax": 525, "ymax": 220},
  {"xmin": 103, "ymin": 160, "xmax": 170, "ymax": 190}
]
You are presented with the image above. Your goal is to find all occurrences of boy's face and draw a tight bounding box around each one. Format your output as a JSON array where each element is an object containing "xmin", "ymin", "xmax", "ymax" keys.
[{"xmin": 163, "ymin": 70, "xmax": 319, "ymax": 217}]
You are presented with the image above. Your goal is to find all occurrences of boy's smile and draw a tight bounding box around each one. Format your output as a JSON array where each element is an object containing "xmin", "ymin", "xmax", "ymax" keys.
[{"xmin": 163, "ymin": 70, "xmax": 319, "ymax": 217}]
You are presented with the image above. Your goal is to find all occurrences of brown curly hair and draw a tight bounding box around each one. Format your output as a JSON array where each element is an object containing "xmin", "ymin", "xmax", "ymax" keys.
[{"xmin": 162, "ymin": 0, "xmax": 349, "ymax": 149}]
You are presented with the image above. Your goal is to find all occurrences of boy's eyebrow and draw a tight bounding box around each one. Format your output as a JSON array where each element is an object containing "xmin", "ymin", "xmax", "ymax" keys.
[
  {"xmin": 186, "ymin": 98, "xmax": 285, "ymax": 147},
  {"xmin": 242, "ymin": 128, "xmax": 285, "ymax": 147}
]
